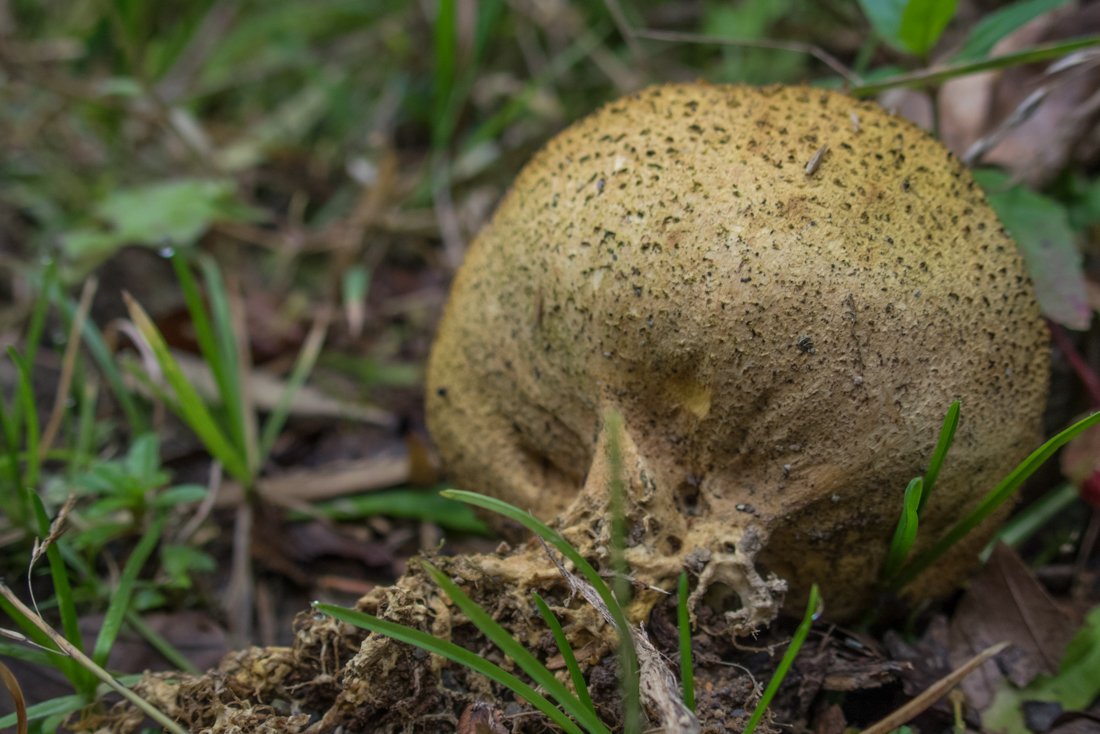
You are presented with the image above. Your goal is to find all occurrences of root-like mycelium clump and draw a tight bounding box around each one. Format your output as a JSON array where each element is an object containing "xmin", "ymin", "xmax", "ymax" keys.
[{"xmin": 102, "ymin": 83, "xmax": 1050, "ymax": 734}]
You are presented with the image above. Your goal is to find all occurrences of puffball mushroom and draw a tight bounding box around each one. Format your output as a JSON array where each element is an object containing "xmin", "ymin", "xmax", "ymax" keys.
[{"xmin": 427, "ymin": 83, "xmax": 1049, "ymax": 626}]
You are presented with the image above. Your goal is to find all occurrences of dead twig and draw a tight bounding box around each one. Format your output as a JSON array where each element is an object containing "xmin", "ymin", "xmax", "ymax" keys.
[{"xmin": 860, "ymin": 641, "xmax": 1010, "ymax": 734}]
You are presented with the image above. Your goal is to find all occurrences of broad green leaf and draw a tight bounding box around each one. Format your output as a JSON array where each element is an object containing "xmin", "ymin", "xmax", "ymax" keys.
[
  {"xmin": 973, "ymin": 169, "xmax": 1090, "ymax": 331},
  {"xmin": 898, "ymin": 0, "xmax": 958, "ymax": 56},
  {"xmin": 858, "ymin": 0, "xmax": 910, "ymax": 50},
  {"xmin": 954, "ymin": 0, "xmax": 1070, "ymax": 61},
  {"xmin": 125, "ymin": 434, "xmax": 162, "ymax": 484},
  {"xmin": 61, "ymin": 179, "xmax": 259, "ymax": 258},
  {"xmin": 161, "ymin": 545, "xmax": 217, "ymax": 589}
]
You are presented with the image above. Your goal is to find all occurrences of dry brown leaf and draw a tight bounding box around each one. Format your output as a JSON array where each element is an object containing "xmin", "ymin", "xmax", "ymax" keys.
[{"xmin": 947, "ymin": 543, "xmax": 1075, "ymax": 710}]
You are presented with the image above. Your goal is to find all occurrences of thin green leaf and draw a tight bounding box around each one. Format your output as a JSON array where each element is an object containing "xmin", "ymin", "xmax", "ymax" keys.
[
  {"xmin": 59, "ymin": 295, "xmax": 148, "ymax": 435},
  {"xmin": 603, "ymin": 410, "xmax": 639, "ymax": 734},
  {"xmin": 0, "ymin": 694, "xmax": 87, "ymax": 731},
  {"xmin": 891, "ymin": 410, "xmax": 1100, "ymax": 591},
  {"xmin": 432, "ymin": 0, "xmax": 457, "ymax": 147},
  {"xmin": 532, "ymin": 592, "xmax": 594, "ymax": 713},
  {"xmin": 21, "ymin": 260, "xmax": 56, "ymax": 396},
  {"xmin": 898, "ymin": 0, "xmax": 958, "ymax": 56},
  {"xmin": 0, "ymin": 395, "xmax": 29, "ymax": 528},
  {"xmin": 259, "ymin": 315, "xmax": 328, "ymax": 463},
  {"xmin": 953, "ymin": 0, "xmax": 1071, "ymax": 62},
  {"xmin": 69, "ymin": 378, "xmax": 98, "ymax": 476},
  {"xmin": 919, "ymin": 401, "xmax": 960, "ymax": 516},
  {"xmin": 0, "ymin": 639, "xmax": 63, "ymax": 668},
  {"xmin": 851, "ymin": 34, "xmax": 1100, "ymax": 96},
  {"xmin": 171, "ymin": 252, "xmax": 232, "ymax": 420},
  {"xmin": 198, "ymin": 256, "xmax": 250, "ymax": 467},
  {"xmin": 981, "ymin": 482, "xmax": 1079, "ymax": 562},
  {"xmin": 8, "ymin": 348, "xmax": 41, "ymax": 492},
  {"xmin": 743, "ymin": 585, "xmax": 822, "ymax": 734},
  {"xmin": 295, "ymin": 487, "xmax": 489, "ymax": 534},
  {"xmin": 424, "ymin": 562, "xmax": 610, "ymax": 734},
  {"xmin": 884, "ymin": 477, "xmax": 924, "ymax": 580},
  {"xmin": 678, "ymin": 572, "xmax": 694, "ymax": 713},
  {"xmin": 29, "ymin": 494, "xmax": 93, "ymax": 693},
  {"xmin": 314, "ymin": 602, "xmax": 589, "ymax": 734},
  {"xmin": 93, "ymin": 512, "xmax": 166, "ymax": 667},
  {"xmin": 441, "ymin": 489, "xmax": 640, "ymax": 727},
  {"xmin": 122, "ymin": 292, "xmax": 250, "ymax": 483},
  {"xmin": 124, "ymin": 610, "xmax": 201, "ymax": 675}
]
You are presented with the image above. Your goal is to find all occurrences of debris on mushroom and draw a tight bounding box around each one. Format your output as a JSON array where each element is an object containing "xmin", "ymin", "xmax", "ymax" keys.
[{"xmin": 427, "ymin": 83, "xmax": 1050, "ymax": 627}]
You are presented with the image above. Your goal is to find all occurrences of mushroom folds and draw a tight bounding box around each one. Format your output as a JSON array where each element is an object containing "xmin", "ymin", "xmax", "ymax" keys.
[{"xmin": 427, "ymin": 83, "xmax": 1049, "ymax": 626}]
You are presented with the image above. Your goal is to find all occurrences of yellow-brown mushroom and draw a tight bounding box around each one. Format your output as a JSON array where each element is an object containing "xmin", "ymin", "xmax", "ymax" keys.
[{"xmin": 427, "ymin": 83, "xmax": 1050, "ymax": 626}]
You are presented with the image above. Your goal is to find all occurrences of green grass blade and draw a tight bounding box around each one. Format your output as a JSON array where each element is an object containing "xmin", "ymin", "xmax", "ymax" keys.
[
  {"xmin": 29, "ymin": 494, "xmax": 91, "ymax": 691},
  {"xmin": 122, "ymin": 292, "xmax": 250, "ymax": 483},
  {"xmin": 0, "ymin": 393, "xmax": 29, "ymax": 528},
  {"xmin": 21, "ymin": 259, "xmax": 56, "ymax": 396},
  {"xmin": 891, "ymin": 410, "xmax": 1100, "ymax": 591},
  {"xmin": 171, "ymin": 252, "xmax": 232, "ymax": 419},
  {"xmin": 981, "ymin": 482, "xmax": 1079, "ymax": 562},
  {"xmin": 677, "ymin": 572, "xmax": 694, "ymax": 713},
  {"xmin": 0, "ymin": 592, "xmax": 77, "ymax": 685},
  {"xmin": 743, "ymin": 584, "xmax": 822, "ymax": 734},
  {"xmin": 604, "ymin": 410, "xmax": 639, "ymax": 734},
  {"xmin": 314, "ymin": 602, "xmax": 589, "ymax": 734},
  {"xmin": 69, "ymin": 378, "xmax": 98, "ymax": 476},
  {"xmin": 293, "ymin": 487, "xmax": 489, "ymax": 534},
  {"xmin": 59, "ymin": 296, "xmax": 148, "ymax": 435},
  {"xmin": 0, "ymin": 639, "xmax": 63, "ymax": 667},
  {"xmin": 883, "ymin": 477, "xmax": 924, "ymax": 581},
  {"xmin": 92, "ymin": 512, "xmax": 166, "ymax": 667},
  {"xmin": 198, "ymin": 256, "xmax": 249, "ymax": 466},
  {"xmin": 124, "ymin": 609, "xmax": 202, "ymax": 675},
  {"xmin": 441, "ymin": 489, "xmax": 640, "ymax": 723},
  {"xmin": 8, "ymin": 348, "xmax": 41, "ymax": 492},
  {"xmin": 919, "ymin": 401, "xmax": 959, "ymax": 516},
  {"xmin": 258, "ymin": 316, "xmax": 328, "ymax": 464},
  {"xmin": 432, "ymin": 0, "xmax": 457, "ymax": 148},
  {"xmin": 0, "ymin": 694, "xmax": 87, "ymax": 731},
  {"xmin": 424, "ymin": 563, "xmax": 610, "ymax": 734},
  {"xmin": 532, "ymin": 592, "xmax": 594, "ymax": 713},
  {"xmin": 852, "ymin": 34, "xmax": 1100, "ymax": 96}
]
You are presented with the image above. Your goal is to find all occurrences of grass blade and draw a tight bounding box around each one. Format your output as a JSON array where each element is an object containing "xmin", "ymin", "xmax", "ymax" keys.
[
  {"xmin": 423, "ymin": 563, "xmax": 610, "ymax": 734},
  {"xmin": 21, "ymin": 259, "xmax": 56, "ymax": 396},
  {"xmin": 441, "ymin": 489, "xmax": 639, "ymax": 726},
  {"xmin": 890, "ymin": 410, "xmax": 1100, "ymax": 591},
  {"xmin": 171, "ymin": 252, "xmax": 232, "ymax": 421},
  {"xmin": 28, "ymin": 493, "xmax": 93, "ymax": 693},
  {"xmin": 883, "ymin": 478, "xmax": 924, "ymax": 580},
  {"xmin": 92, "ymin": 512, "xmax": 166, "ymax": 667},
  {"xmin": 532, "ymin": 592, "xmax": 594, "ymax": 713},
  {"xmin": 604, "ymin": 410, "xmax": 639, "ymax": 734},
  {"xmin": 0, "ymin": 639, "xmax": 62, "ymax": 668},
  {"xmin": 432, "ymin": 0, "xmax": 457, "ymax": 148},
  {"xmin": 198, "ymin": 256, "xmax": 249, "ymax": 467},
  {"xmin": 0, "ymin": 391, "xmax": 29, "ymax": 528},
  {"xmin": 743, "ymin": 584, "xmax": 822, "ymax": 734},
  {"xmin": 0, "ymin": 595, "xmax": 77, "ymax": 685},
  {"xmin": 678, "ymin": 572, "xmax": 694, "ymax": 713},
  {"xmin": 852, "ymin": 34, "xmax": 1100, "ymax": 96},
  {"xmin": 7, "ymin": 348, "xmax": 41, "ymax": 493},
  {"xmin": 919, "ymin": 401, "xmax": 959, "ymax": 516},
  {"xmin": 314, "ymin": 602, "xmax": 589, "ymax": 734},
  {"xmin": 122, "ymin": 292, "xmax": 250, "ymax": 483},
  {"xmin": 258, "ymin": 311, "xmax": 328, "ymax": 464},
  {"xmin": 58, "ymin": 296, "xmax": 148, "ymax": 435},
  {"xmin": 0, "ymin": 694, "xmax": 86, "ymax": 732},
  {"xmin": 981, "ymin": 482, "xmax": 1080, "ymax": 561}
]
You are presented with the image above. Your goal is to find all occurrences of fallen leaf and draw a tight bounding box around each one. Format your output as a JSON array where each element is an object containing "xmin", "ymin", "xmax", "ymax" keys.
[
  {"xmin": 948, "ymin": 543, "xmax": 1076, "ymax": 710},
  {"xmin": 971, "ymin": 169, "xmax": 1089, "ymax": 330}
]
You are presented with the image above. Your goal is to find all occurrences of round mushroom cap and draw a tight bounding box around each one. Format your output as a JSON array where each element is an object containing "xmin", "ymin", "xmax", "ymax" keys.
[{"xmin": 427, "ymin": 83, "xmax": 1050, "ymax": 624}]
